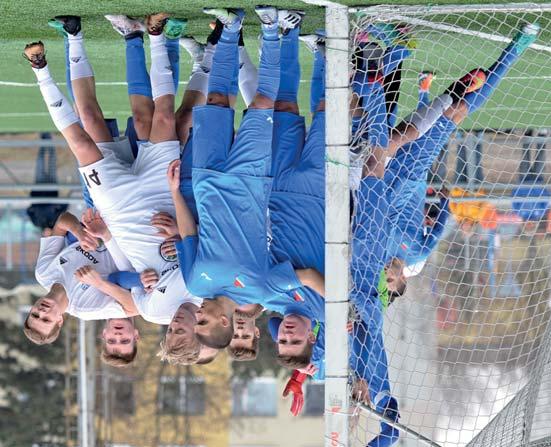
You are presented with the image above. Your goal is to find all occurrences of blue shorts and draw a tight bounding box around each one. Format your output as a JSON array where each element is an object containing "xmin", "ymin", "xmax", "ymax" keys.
[
  {"xmin": 193, "ymin": 105, "xmax": 273, "ymax": 177},
  {"xmin": 179, "ymin": 129, "xmax": 198, "ymax": 223},
  {"xmin": 272, "ymin": 111, "xmax": 325, "ymax": 198},
  {"xmin": 271, "ymin": 111, "xmax": 306, "ymax": 180}
]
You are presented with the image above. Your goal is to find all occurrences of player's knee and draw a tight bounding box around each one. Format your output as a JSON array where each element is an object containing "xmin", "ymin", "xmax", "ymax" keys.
[
  {"xmin": 207, "ymin": 93, "xmax": 230, "ymax": 107},
  {"xmin": 78, "ymin": 104, "xmax": 105, "ymax": 131},
  {"xmin": 133, "ymin": 113, "xmax": 153, "ymax": 139},
  {"xmin": 152, "ymin": 110, "xmax": 176, "ymax": 132}
]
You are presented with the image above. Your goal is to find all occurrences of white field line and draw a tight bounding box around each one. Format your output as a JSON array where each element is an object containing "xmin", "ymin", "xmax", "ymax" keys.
[{"xmin": 390, "ymin": 14, "xmax": 551, "ymax": 55}]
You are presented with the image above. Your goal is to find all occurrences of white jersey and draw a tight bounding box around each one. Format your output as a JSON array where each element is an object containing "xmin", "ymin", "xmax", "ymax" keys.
[
  {"xmin": 35, "ymin": 236, "xmax": 127, "ymax": 320},
  {"xmin": 131, "ymin": 263, "xmax": 203, "ymax": 325}
]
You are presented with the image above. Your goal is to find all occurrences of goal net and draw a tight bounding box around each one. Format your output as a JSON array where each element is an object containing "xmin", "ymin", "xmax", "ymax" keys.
[{"xmin": 335, "ymin": 3, "xmax": 551, "ymax": 447}]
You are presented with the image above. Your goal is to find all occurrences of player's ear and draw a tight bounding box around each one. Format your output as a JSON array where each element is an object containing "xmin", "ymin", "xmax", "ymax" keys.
[
  {"xmin": 133, "ymin": 329, "xmax": 140, "ymax": 341},
  {"xmin": 307, "ymin": 330, "xmax": 316, "ymax": 345},
  {"xmin": 220, "ymin": 315, "xmax": 230, "ymax": 328},
  {"xmin": 254, "ymin": 326, "xmax": 260, "ymax": 338}
]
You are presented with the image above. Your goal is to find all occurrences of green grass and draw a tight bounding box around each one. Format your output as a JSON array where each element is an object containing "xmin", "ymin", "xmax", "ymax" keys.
[{"xmin": 1, "ymin": 1, "xmax": 551, "ymax": 132}]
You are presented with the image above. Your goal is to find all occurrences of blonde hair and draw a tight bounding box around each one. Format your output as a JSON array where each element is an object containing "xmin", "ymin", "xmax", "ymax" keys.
[
  {"xmin": 227, "ymin": 336, "xmax": 260, "ymax": 362},
  {"xmin": 101, "ymin": 343, "xmax": 138, "ymax": 368},
  {"xmin": 277, "ymin": 343, "xmax": 313, "ymax": 370},
  {"xmin": 157, "ymin": 335, "xmax": 201, "ymax": 365},
  {"xmin": 23, "ymin": 314, "xmax": 64, "ymax": 345}
]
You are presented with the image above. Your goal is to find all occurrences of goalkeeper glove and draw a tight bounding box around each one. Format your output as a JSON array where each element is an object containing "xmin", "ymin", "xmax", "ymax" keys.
[{"xmin": 283, "ymin": 370, "xmax": 308, "ymax": 416}]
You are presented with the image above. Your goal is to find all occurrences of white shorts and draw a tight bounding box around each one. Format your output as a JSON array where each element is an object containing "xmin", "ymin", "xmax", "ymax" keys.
[
  {"xmin": 97, "ymin": 137, "xmax": 134, "ymax": 166},
  {"xmin": 78, "ymin": 140, "xmax": 180, "ymax": 272}
]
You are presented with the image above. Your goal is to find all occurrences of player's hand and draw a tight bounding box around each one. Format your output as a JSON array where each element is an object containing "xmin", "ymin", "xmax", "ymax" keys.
[
  {"xmin": 167, "ymin": 159, "xmax": 181, "ymax": 193},
  {"xmin": 74, "ymin": 265, "xmax": 104, "ymax": 288},
  {"xmin": 42, "ymin": 228, "xmax": 53, "ymax": 237},
  {"xmin": 283, "ymin": 370, "xmax": 309, "ymax": 416},
  {"xmin": 82, "ymin": 208, "xmax": 110, "ymax": 241},
  {"xmin": 160, "ymin": 237, "xmax": 179, "ymax": 259},
  {"xmin": 151, "ymin": 212, "xmax": 178, "ymax": 239},
  {"xmin": 140, "ymin": 268, "xmax": 159, "ymax": 292},
  {"xmin": 75, "ymin": 226, "xmax": 99, "ymax": 252}
]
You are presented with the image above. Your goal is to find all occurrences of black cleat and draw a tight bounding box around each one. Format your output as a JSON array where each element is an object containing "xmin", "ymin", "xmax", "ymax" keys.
[
  {"xmin": 53, "ymin": 15, "xmax": 82, "ymax": 36},
  {"xmin": 207, "ymin": 19, "xmax": 224, "ymax": 46},
  {"xmin": 23, "ymin": 41, "xmax": 47, "ymax": 69}
]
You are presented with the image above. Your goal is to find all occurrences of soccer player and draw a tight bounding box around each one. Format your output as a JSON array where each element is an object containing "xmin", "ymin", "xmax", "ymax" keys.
[
  {"xmin": 24, "ymin": 210, "xmax": 141, "ymax": 367},
  {"xmin": 383, "ymin": 23, "xmax": 540, "ymax": 296},
  {"xmin": 173, "ymin": 6, "xmax": 322, "ymax": 350},
  {"xmin": 227, "ymin": 304, "xmax": 263, "ymax": 361}
]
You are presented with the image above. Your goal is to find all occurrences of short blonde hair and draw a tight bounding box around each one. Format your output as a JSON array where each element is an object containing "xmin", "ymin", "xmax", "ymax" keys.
[
  {"xmin": 101, "ymin": 343, "xmax": 138, "ymax": 368},
  {"xmin": 227, "ymin": 336, "xmax": 260, "ymax": 361},
  {"xmin": 23, "ymin": 314, "xmax": 64, "ymax": 345},
  {"xmin": 277, "ymin": 343, "xmax": 313, "ymax": 370},
  {"xmin": 157, "ymin": 335, "xmax": 201, "ymax": 365}
]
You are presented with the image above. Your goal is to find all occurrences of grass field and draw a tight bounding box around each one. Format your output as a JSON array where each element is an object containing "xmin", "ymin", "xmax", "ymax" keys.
[{"xmin": 1, "ymin": 0, "xmax": 551, "ymax": 132}]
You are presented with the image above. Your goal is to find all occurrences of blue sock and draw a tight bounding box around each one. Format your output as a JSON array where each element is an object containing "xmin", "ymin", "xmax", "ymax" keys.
[
  {"xmin": 125, "ymin": 35, "xmax": 152, "ymax": 97},
  {"xmin": 256, "ymin": 28, "xmax": 280, "ymax": 101},
  {"xmin": 208, "ymin": 28, "xmax": 239, "ymax": 97},
  {"xmin": 310, "ymin": 50, "xmax": 325, "ymax": 113},
  {"xmin": 382, "ymin": 45, "xmax": 410, "ymax": 78},
  {"xmin": 276, "ymin": 28, "xmax": 300, "ymax": 103},
  {"xmin": 362, "ymin": 82, "xmax": 389, "ymax": 149},
  {"xmin": 229, "ymin": 45, "xmax": 239, "ymax": 97},
  {"xmin": 63, "ymin": 37, "xmax": 75, "ymax": 102},
  {"xmin": 464, "ymin": 43, "xmax": 518, "ymax": 114},
  {"xmin": 165, "ymin": 37, "xmax": 180, "ymax": 94},
  {"xmin": 418, "ymin": 90, "xmax": 430, "ymax": 109}
]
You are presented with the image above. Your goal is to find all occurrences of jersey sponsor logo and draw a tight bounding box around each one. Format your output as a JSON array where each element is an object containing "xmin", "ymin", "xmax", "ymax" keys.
[
  {"xmin": 160, "ymin": 263, "xmax": 179, "ymax": 277},
  {"xmin": 59, "ymin": 257, "xmax": 68, "ymax": 265},
  {"xmin": 293, "ymin": 291, "xmax": 304, "ymax": 302},
  {"xmin": 234, "ymin": 277, "xmax": 245, "ymax": 288},
  {"xmin": 50, "ymin": 99, "xmax": 63, "ymax": 108},
  {"xmin": 157, "ymin": 286, "xmax": 167, "ymax": 294},
  {"xmin": 75, "ymin": 246, "xmax": 99, "ymax": 264},
  {"xmin": 200, "ymin": 272, "xmax": 212, "ymax": 281}
]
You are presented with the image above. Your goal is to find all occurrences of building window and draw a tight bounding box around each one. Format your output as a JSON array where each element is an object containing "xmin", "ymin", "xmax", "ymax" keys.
[
  {"xmin": 232, "ymin": 377, "xmax": 277, "ymax": 417},
  {"xmin": 112, "ymin": 379, "xmax": 135, "ymax": 417},
  {"xmin": 158, "ymin": 376, "xmax": 206, "ymax": 415},
  {"xmin": 303, "ymin": 381, "xmax": 324, "ymax": 416}
]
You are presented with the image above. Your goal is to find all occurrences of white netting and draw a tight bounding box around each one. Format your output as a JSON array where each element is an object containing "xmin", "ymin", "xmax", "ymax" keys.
[{"xmin": 346, "ymin": 4, "xmax": 551, "ymax": 447}]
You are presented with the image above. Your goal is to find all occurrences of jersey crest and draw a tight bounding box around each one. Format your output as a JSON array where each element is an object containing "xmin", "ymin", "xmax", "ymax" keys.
[
  {"xmin": 293, "ymin": 290, "xmax": 304, "ymax": 302},
  {"xmin": 234, "ymin": 277, "xmax": 245, "ymax": 288}
]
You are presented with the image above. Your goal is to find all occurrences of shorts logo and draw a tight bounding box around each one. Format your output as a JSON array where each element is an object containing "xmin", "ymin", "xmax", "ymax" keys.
[
  {"xmin": 50, "ymin": 100, "xmax": 63, "ymax": 108},
  {"xmin": 293, "ymin": 291, "xmax": 304, "ymax": 302},
  {"xmin": 59, "ymin": 257, "xmax": 68, "ymax": 265},
  {"xmin": 201, "ymin": 272, "xmax": 212, "ymax": 281},
  {"xmin": 234, "ymin": 277, "xmax": 245, "ymax": 288},
  {"xmin": 70, "ymin": 57, "xmax": 81, "ymax": 63},
  {"xmin": 267, "ymin": 116, "xmax": 273, "ymax": 124},
  {"xmin": 157, "ymin": 286, "xmax": 167, "ymax": 294}
]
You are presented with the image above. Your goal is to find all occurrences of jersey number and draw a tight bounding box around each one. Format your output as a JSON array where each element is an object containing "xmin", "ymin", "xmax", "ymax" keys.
[{"xmin": 83, "ymin": 169, "xmax": 101, "ymax": 188}]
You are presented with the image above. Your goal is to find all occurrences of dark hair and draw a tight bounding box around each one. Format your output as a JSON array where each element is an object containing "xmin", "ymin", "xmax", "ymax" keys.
[
  {"xmin": 101, "ymin": 343, "xmax": 138, "ymax": 368},
  {"xmin": 389, "ymin": 279, "xmax": 407, "ymax": 303},
  {"xmin": 227, "ymin": 336, "xmax": 260, "ymax": 361},
  {"xmin": 276, "ymin": 342, "xmax": 313, "ymax": 370}
]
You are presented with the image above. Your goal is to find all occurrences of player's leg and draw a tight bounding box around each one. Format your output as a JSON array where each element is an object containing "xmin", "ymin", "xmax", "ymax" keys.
[
  {"xmin": 53, "ymin": 16, "xmax": 113, "ymax": 145},
  {"xmin": 146, "ymin": 14, "xmax": 177, "ymax": 144},
  {"xmin": 23, "ymin": 42, "xmax": 102, "ymax": 167},
  {"xmin": 238, "ymin": 31, "xmax": 259, "ymax": 107},
  {"xmin": 164, "ymin": 18, "xmax": 187, "ymax": 94},
  {"xmin": 300, "ymin": 33, "xmax": 325, "ymax": 116}
]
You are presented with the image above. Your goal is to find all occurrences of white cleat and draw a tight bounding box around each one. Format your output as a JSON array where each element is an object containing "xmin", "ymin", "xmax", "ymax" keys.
[
  {"xmin": 203, "ymin": 8, "xmax": 245, "ymax": 28},
  {"xmin": 255, "ymin": 5, "xmax": 278, "ymax": 26},
  {"xmin": 300, "ymin": 34, "xmax": 324, "ymax": 53},
  {"xmin": 179, "ymin": 36, "xmax": 205, "ymax": 64},
  {"xmin": 104, "ymin": 15, "xmax": 145, "ymax": 37},
  {"xmin": 277, "ymin": 9, "xmax": 304, "ymax": 31}
]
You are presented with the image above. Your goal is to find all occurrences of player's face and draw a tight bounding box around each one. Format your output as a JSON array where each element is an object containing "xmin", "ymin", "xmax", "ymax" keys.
[
  {"xmin": 167, "ymin": 305, "xmax": 197, "ymax": 347},
  {"xmin": 230, "ymin": 316, "xmax": 259, "ymax": 351},
  {"xmin": 385, "ymin": 259, "xmax": 406, "ymax": 294},
  {"xmin": 277, "ymin": 315, "xmax": 310, "ymax": 357},
  {"xmin": 197, "ymin": 345, "xmax": 218, "ymax": 363},
  {"xmin": 351, "ymin": 378, "xmax": 371, "ymax": 405},
  {"xmin": 102, "ymin": 319, "xmax": 138, "ymax": 356},
  {"xmin": 194, "ymin": 300, "xmax": 227, "ymax": 337},
  {"xmin": 28, "ymin": 297, "xmax": 64, "ymax": 335}
]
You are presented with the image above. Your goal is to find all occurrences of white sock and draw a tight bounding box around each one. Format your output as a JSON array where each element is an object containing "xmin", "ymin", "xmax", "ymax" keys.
[
  {"xmin": 238, "ymin": 46, "xmax": 258, "ymax": 107},
  {"xmin": 186, "ymin": 71, "xmax": 209, "ymax": 96},
  {"xmin": 149, "ymin": 33, "xmax": 175, "ymax": 100},
  {"xmin": 68, "ymin": 32, "xmax": 94, "ymax": 80},
  {"xmin": 200, "ymin": 43, "xmax": 215, "ymax": 73},
  {"xmin": 404, "ymin": 93, "xmax": 453, "ymax": 137},
  {"xmin": 33, "ymin": 65, "xmax": 79, "ymax": 131}
]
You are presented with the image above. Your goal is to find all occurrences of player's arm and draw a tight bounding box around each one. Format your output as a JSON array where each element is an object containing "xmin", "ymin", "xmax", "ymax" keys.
[
  {"xmin": 421, "ymin": 196, "xmax": 450, "ymax": 256},
  {"xmin": 167, "ymin": 160, "xmax": 197, "ymax": 239},
  {"xmin": 295, "ymin": 268, "xmax": 325, "ymax": 297},
  {"xmin": 53, "ymin": 212, "xmax": 97, "ymax": 251},
  {"xmin": 75, "ymin": 266, "xmax": 139, "ymax": 317}
]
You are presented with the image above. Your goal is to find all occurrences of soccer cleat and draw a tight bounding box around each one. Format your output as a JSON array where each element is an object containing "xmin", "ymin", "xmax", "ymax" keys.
[
  {"xmin": 203, "ymin": 8, "xmax": 245, "ymax": 29},
  {"xmin": 179, "ymin": 36, "xmax": 205, "ymax": 63},
  {"xmin": 47, "ymin": 19, "xmax": 68, "ymax": 38},
  {"xmin": 299, "ymin": 34, "xmax": 318, "ymax": 53},
  {"xmin": 145, "ymin": 13, "xmax": 170, "ymax": 36},
  {"xmin": 418, "ymin": 71, "xmax": 435, "ymax": 92},
  {"xmin": 277, "ymin": 9, "xmax": 304, "ymax": 31},
  {"xmin": 52, "ymin": 15, "xmax": 82, "ymax": 36},
  {"xmin": 254, "ymin": 5, "xmax": 278, "ymax": 26},
  {"xmin": 510, "ymin": 22, "xmax": 540, "ymax": 55},
  {"xmin": 104, "ymin": 15, "xmax": 145, "ymax": 38},
  {"xmin": 164, "ymin": 18, "xmax": 188, "ymax": 39},
  {"xmin": 445, "ymin": 68, "xmax": 486, "ymax": 102},
  {"xmin": 23, "ymin": 41, "xmax": 47, "ymax": 69}
]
